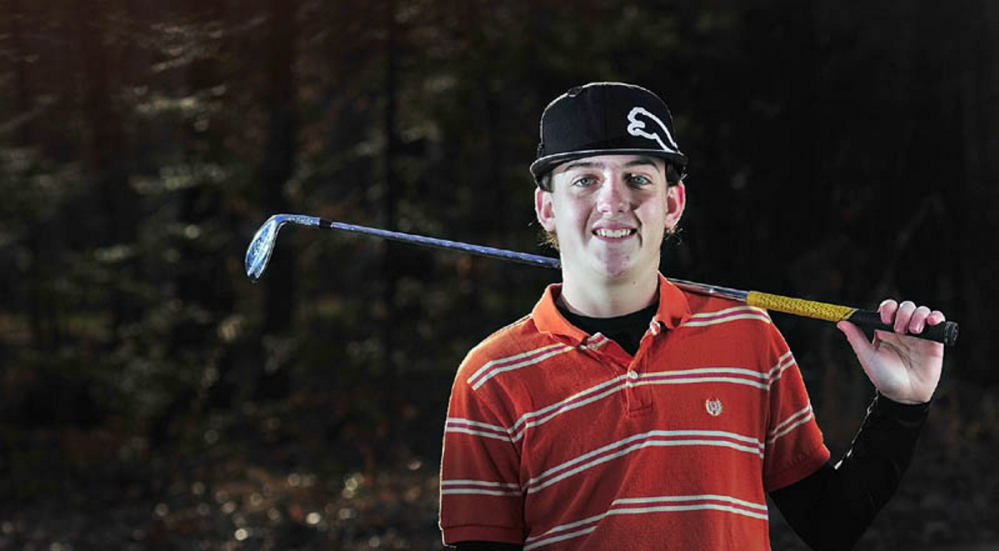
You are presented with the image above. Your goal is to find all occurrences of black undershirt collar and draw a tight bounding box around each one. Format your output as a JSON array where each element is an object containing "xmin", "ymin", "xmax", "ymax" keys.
[{"xmin": 557, "ymin": 302, "xmax": 658, "ymax": 356}]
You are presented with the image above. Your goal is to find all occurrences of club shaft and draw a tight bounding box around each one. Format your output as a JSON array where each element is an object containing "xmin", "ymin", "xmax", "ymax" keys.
[
  {"xmin": 251, "ymin": 214, "xmax": 958, "ymax": 347},
  {"xmin": 323, "ymin": 220, "xmax": 561, "ymax": 269}
]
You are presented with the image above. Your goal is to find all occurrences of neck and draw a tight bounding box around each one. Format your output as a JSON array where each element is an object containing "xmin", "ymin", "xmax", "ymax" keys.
[{"xmin": 558, "ymin": 269, "xmax": 659, "ymax": 318}]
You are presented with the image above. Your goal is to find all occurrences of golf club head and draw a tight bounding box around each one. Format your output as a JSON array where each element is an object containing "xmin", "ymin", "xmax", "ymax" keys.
[
  {"xmin": 246, "ymin": 214, "xmax": 326, "ymax": 281},
  {"xmin": 245, "ymin": 215, "xmax": 286, "ymax": 281}
]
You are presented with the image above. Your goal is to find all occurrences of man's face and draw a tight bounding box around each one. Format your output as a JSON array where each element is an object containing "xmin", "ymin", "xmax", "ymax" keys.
[{"xmin": 535, "ymin": 154, "xmax": 685, "ymax": 284}]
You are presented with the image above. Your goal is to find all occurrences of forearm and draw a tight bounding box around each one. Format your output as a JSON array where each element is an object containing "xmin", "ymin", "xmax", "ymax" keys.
[{"xmin": 770, "ymin": 394, "xmax": 930, "ymax": 551}]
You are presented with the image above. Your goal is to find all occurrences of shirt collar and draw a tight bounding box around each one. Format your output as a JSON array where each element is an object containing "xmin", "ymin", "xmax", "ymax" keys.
[{"xmin": 532, "ymin": 273, "xmax": 691, "ymax": 343}]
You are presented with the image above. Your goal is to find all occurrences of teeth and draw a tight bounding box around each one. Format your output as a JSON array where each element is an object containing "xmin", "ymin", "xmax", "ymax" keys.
[{"xmin": 595, "ymin": 228, "xmax": 632, "ymax": 238}]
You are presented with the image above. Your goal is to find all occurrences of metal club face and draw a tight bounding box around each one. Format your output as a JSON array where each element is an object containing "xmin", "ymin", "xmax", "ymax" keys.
[
  {"xmin": 245, "ymin": 215, "xmax": 283, "ymax": 281},
  {"xmin": 245, "ymin": 214, "xmax": 323, "ymax": 281}
]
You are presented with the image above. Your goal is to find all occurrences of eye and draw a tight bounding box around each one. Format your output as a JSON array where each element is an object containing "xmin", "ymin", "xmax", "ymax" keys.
[
  {"xmin": 627, "ymin": 174, "xmax": 653, "ymax": 187},
  {"xmin": 571, "ymin": 176, "xmax": 597, "ymax": 188}
]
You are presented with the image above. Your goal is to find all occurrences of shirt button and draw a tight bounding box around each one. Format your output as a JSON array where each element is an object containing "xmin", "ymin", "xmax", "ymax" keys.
[{"xmin": 628, "ymin": 371, "xmax": 639, "ymax": 380}]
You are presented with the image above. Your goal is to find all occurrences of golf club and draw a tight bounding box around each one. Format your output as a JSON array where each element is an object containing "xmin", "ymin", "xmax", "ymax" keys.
[{"xmin": 246, "ymin": 214, "xmax": 958, "ymax": 347}]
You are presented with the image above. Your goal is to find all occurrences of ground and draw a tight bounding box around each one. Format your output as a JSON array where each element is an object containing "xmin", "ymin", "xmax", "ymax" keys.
[{"xmin": 1, "ymin": 385, "xmax": 996, "ymax": 550}]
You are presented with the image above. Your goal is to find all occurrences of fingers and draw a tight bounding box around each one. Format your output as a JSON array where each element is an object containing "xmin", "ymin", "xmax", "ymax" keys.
[{"xmin": 878, "ymin": 299, "xmax": 947, "ymax": 335}]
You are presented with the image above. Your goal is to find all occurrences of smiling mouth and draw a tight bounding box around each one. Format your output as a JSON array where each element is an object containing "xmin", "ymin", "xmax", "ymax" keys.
[{"xmin": 593, "ymin": 228, "xmax": 636, "ymax": 239}]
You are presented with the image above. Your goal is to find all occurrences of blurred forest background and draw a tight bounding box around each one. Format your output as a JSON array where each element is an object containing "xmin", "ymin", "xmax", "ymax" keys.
[{"xmin": 1, "ymin": 0, "xmax": 997, "ymax": 550}]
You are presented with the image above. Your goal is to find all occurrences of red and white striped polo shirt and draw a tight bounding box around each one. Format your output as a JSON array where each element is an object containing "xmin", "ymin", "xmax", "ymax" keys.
[{"xmin": 439, "ymin": 274, "xmax": 830, "ymax": 550}]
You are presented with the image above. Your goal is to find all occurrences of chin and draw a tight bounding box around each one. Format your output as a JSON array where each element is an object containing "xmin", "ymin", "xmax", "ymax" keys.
[
  {"xmin": 600, "ymin": 254, "xmax": 661, "ymax": 280},
  {"xmin": 590, "ymin": 258, "xmax": 640, "ymax": 280}
]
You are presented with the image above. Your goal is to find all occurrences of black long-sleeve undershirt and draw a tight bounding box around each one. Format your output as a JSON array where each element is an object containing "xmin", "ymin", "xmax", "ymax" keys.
[
  {"xmin": 769, "ymin": 395, "xmax": 930, "ymax": 550},
  {"xmin": 450, "ymin": 308, "xmax": 931, "ymax": 551}
]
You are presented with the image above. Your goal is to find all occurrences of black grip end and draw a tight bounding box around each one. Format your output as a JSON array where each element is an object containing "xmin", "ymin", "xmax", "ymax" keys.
[{"xmin": 847, "ymin": 309, "xmax": 959, "ymax": 347}]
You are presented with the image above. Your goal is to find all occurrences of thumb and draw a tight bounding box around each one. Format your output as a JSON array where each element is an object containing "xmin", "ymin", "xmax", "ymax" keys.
[{"xmin": 837, "ymin": 320, "xmax": 876, "ymax": 359}]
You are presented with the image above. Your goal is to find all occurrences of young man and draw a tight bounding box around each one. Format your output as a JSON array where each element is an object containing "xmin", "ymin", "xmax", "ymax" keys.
[{"xmin": 439, "ymin": 82, "xmax": 946, "ymax": 550}]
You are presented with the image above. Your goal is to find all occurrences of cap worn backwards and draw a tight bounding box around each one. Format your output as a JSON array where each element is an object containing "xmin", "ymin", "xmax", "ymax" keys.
[{"xmin": 530, "ymin": 82, "xmax": 689, "ymax": 185}]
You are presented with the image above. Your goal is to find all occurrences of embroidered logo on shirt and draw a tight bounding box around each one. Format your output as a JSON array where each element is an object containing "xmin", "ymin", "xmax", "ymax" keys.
[{"xmin": 705, "ymin": 398, "xmax": 724, "ymax": 417}]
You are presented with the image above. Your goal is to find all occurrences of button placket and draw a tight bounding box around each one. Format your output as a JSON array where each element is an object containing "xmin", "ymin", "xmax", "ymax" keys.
[{"xmin": 627, "ymin": 336, "xmax": 656, "ymax": 414}]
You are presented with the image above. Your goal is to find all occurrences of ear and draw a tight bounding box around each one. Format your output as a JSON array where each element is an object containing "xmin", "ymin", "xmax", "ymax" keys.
[
  {"xmin": 664, "ymin": 182, "xmax": 686, "ymax": 230},
  {"xmin": 535, "ymin": 187, "xmax": 556, "ymax": 231}
]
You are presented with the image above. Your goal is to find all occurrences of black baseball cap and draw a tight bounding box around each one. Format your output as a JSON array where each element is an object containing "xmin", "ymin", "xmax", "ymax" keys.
[{"xmin": 530, "ymin": 82, "xmax": 688, "ymax": 185}]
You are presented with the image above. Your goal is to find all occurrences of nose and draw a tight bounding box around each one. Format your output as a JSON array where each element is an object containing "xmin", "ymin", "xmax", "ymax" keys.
[{"xmin": 596, "ymin": 176, "xmax": 630, "ymax": 214}]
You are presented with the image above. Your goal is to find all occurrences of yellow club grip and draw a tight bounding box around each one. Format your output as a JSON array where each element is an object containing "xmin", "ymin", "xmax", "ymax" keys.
[{"xmin": 746, "ymin": 291, "xmax": 857, "ymax": 322}]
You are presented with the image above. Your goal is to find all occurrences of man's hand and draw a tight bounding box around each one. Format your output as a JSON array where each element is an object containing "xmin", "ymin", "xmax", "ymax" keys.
[{"xmin": 837, "ymin": 300, "xmax": 946, "ymax": 404}]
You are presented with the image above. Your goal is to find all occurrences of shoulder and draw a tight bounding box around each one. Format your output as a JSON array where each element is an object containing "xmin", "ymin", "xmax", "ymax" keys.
[
  {"xmin": 681, "ymin": 290, "xmax": 774, "ymax": 327},
  {"xmin": 454, "ymin": 314, "xmax": 551, "ymax": 385},
  {"xmin": 675, "ymin": 289, "xmax": 789, "ymax": 355}
]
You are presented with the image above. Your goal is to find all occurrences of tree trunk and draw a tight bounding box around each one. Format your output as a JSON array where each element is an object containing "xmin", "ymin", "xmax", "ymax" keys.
[
  {"xmin": 74, "ymin": 0, "xmax": 139, "ymax": 339},
  {"xmin": 956, "ymin": 0, "xmax": 999, "ymax": 384},
  {"xmin": 250, "ymin": 0, "xmax": 299, "ymax": 402},
  {"xmin": 378, "ymin": 0, "xmax": 401, "ymax": 459}
]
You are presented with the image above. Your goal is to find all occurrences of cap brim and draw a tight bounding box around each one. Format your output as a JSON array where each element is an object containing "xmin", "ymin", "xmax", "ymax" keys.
[{"xmin": 530, "ymin": 148, "xmax": 689, "ymax": 182}]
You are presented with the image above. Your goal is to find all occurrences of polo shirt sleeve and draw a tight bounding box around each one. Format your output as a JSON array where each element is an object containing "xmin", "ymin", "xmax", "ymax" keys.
[
  {"xmin": 439, "ymin": 352, "xmax": 526, "ymax": 546},
  {"xmin": 761, "ymin": 325, "xmax": 831, "ymax": 491}
]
